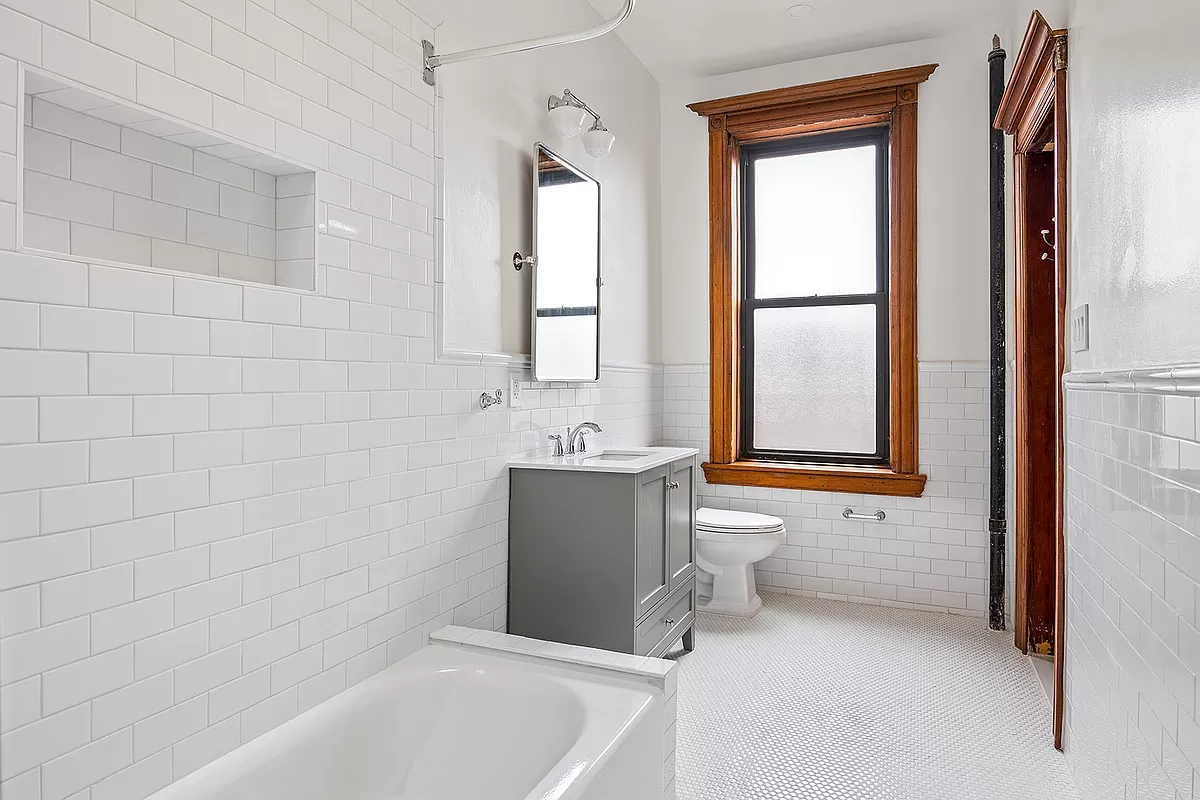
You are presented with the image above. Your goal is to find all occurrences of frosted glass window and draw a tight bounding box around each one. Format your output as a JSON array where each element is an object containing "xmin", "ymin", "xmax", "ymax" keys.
[
  {"xmin": 752, "ymin": 306, "xmax": 878, "ymax": 454},
  {"xmin": 740, "ymin": 126, "xmax": 889, "ymax": 464},
  {"xmin": 753, "ymin": 144, "xmax": 879, "ymax": 299}
]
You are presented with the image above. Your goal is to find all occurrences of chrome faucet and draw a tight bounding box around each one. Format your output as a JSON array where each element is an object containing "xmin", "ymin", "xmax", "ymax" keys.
[{"xmin": 565, "ymin": 422, "xmax": 602, "ymax": 455}]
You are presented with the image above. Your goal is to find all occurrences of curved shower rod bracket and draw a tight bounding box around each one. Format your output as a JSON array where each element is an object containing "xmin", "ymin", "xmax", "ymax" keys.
[{"xmin": 421, "ymin": 0, "xmax": 636, "ymax": 87}]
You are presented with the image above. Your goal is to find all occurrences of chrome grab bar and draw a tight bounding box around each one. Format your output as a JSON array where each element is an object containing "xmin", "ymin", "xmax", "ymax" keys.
[{"xmin": 843, "ymin": 508, "xmax": 886, "ymax": 522}]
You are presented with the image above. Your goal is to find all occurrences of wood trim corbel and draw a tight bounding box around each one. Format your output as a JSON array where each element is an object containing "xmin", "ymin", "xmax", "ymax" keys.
[
  {"xmin": 995, "ymin": 11, "xmax": 1065, "ymax": 138},
  {"xmin": 689, "ymin": 65, "xmax": 936, "ymax": 496}
]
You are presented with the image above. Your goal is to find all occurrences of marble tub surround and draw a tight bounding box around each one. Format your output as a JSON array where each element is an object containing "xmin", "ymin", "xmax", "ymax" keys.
[
  {"xmin": 1062, "ymin": 367, "xmax": 1200, "ymax": 800},
  {"xmin": 431, "ymin": 626, "xmax": 677, "ymax": 694}
]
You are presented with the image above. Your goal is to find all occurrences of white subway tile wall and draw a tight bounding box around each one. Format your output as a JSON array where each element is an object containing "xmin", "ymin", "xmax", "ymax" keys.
[
  {"xmin": 1062, "ymin": 381, "xmax": 1200, "ymax": 800},
  {"xmin": 20, "ymin": 85, "xmax": 317, "ymax": 288},
  {"xmin": 0, "ymin": 3, "xmax": 663, "ymax": 798},
  {"xmin": 661, "ymin": 362, "xmax": 991, "ymax": 615}
]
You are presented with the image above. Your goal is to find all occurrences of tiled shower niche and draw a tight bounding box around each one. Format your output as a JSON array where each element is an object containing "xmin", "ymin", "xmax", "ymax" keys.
[{"xmin": 20, "ymin": 71, "xmax": 316, "ymax": 290}]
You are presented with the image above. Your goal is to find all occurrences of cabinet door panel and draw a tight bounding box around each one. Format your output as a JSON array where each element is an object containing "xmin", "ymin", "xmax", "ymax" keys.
[
  {"xmin": 636, "ymin": 467, "xmax": 670, "ymax": 618},
  {"xmin": 668, "ymin": 458, "xmax": 696, "ymax": 589}
]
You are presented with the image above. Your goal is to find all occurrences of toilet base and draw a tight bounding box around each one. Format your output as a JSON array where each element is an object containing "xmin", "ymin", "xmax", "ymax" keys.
[
  {"xmin": 698, "ymin": 593, "xmax": 763, "ymax": 618},
  {"xmin": 696, "ymin": 563, "xmax": 765, "ymax": 618}
]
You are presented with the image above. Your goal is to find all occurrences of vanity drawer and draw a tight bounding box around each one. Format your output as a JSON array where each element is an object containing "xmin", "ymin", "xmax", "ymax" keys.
[{"xmin": 635, "ymin": 581, "xmax": 694, "ymax": 656}]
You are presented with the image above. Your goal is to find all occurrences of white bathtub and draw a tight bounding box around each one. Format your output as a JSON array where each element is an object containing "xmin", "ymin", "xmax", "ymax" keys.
[{"xmin": 148, "ymin": 640, "xmax": 665, "ymax": 800}]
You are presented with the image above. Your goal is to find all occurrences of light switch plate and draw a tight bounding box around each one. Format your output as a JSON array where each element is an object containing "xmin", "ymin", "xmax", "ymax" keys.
[
  {"xmin": 1071, "ymin": 304, "xmax": 1090, "ymax": 353},
  {"xmin": 509, "ymin": 373, "xmax": 523, "ymax": 408}
]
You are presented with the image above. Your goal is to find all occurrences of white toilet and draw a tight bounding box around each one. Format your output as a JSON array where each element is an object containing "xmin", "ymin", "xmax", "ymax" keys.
[{"xmin": 694, "ymin": 507, "xmax": 785, "ymax": 618}]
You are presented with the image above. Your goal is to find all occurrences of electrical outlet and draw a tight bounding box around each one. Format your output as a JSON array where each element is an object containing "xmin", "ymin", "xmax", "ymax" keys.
[
  {"xmin": 1071, "ymin": 304, "xmax": 1090, "ymax": 353},
  {"xmin": 509, "ymin": 373, "xmax": 523, "ymax": 408}
]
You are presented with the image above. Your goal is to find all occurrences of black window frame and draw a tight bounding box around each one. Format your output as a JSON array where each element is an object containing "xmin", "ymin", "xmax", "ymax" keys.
[{"xmin": 739, "ymin": 125, "xmax": 891, "ymax": 467}]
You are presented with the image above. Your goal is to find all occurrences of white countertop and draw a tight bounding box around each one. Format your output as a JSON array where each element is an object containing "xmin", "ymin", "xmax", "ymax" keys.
[{"xmin": 508, "ymin": 446, "xmax": 699, "ymax": 474}]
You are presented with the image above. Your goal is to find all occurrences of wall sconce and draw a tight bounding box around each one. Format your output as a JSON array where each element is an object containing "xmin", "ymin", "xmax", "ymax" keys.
[{"xmin": 547, "ymin": 89, "xmax": 614, "ymax": 158}]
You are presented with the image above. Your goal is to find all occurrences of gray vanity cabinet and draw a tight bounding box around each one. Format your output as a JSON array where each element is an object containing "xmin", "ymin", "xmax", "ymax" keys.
[
  {"xmin": 636, "ymin": 466, "xmax": 671, "ymax": 618},
  {"xmin": 667, "ymin": 457, "xmax": 696, "ymax": 590},
  {"xmin": 508, "ymin": 453, "xmax": 697, "ymax": 658}
]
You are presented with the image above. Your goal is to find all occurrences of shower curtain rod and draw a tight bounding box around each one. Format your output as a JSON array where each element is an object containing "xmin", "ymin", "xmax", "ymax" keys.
[{"xmin": 421, "ymin": 0, "xmax": 637, "ymax": 86}]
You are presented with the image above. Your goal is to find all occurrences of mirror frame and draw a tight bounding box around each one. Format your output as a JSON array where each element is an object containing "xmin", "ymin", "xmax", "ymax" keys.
[{"xmin": 531, "ymin": 142, "xmax": 602, "ymax": 383}]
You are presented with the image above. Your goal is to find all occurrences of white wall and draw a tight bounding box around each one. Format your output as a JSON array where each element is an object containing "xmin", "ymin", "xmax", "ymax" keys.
[
  {"xmin": 654, "ymin": 29, "xmax": 1006, "ymax": 617},
  {"xmin": 1004, "ymin": 1, "xmax": 1200, "ymax": 798},
  {"xmin": 1062, "ymin": 0, "xmax": 1200, "ymax": 372},
  {"xmin": 21, "ymin": 95, "xmax": 316, "ymax": 289},
  {"xmin": 436, "ymin": 0, "xmax": 662, "ymax": 366},
  {"xmin": 1010, "ymin": 0, "xmax": 1200, "ymax": 373},
  {"xmin": 658, "ymin": 30, "xmax": 1000, "ymax": 365},
  {"xmin": 0, "ymin": 2, "xmax": 662, "ymax": 798}
]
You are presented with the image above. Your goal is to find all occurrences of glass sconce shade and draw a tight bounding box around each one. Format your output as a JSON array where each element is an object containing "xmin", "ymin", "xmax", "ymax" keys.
[
  {"xmin": 581, "ymin": 122, "xmax": 615, "ymax": 158},
  {"xmin": 548, "ymin": 103, "xmax": 587, "ymax": 137}
]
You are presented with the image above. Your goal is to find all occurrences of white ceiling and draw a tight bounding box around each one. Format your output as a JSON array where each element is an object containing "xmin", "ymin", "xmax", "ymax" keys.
[{"xmin": 587, "ymin": 0, "xmax": 1012, "ymax": 81}]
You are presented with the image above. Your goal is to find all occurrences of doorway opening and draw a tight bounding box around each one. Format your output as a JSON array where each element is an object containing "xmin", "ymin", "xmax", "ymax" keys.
[{"xmin": 995, "ymin": 11, "xmax": 1069, "ymax": 750}]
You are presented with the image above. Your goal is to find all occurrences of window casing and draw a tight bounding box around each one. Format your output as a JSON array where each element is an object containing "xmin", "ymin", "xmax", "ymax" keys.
[
  {"xmin": 688, "ymin": 64, "xmax": 937, "ymax": 497},
  {"xmin": 740, "ymin": 127, "xmax": 891, "ymax": 467}
]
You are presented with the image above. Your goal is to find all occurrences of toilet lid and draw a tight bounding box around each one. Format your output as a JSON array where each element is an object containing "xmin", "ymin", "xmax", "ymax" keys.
[{"xmin": 696, "ymin": 507, "xmax": 784, "ymax": 533}]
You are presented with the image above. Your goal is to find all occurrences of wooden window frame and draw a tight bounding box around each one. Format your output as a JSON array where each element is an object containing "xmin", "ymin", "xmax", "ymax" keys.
[{"xmin": 688, "ymin": 64, "xmax": 938, "ymax": 498}]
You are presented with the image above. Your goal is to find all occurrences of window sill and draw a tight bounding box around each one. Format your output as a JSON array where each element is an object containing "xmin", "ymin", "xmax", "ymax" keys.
[{"xmin": 701, "ymin": 460, "xmax": 927, "ymax": 497}]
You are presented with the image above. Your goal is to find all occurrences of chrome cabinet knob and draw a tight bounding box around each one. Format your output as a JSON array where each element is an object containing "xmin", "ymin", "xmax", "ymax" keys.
[
  {"xmin": 666, "ymin": 481, "xmax": 679, "ymax": 490},
  {"xmin": 664, "ymin": 618, "xmax": 675, "ymax": 625}
]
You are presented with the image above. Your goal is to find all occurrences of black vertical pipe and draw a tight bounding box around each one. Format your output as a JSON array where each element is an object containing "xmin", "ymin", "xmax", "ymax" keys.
[{"xmin": 988, "ymin": 35, "xmax": 1008, "ymax": 631}]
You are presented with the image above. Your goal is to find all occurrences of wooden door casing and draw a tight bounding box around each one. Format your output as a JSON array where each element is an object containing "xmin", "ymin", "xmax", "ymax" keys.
[{"xmin": 995, "ymin": 10, "xmax": 1069, "ymax": 751}]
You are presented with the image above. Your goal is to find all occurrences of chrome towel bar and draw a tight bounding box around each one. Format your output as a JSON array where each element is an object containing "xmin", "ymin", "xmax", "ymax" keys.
[{"xmin": 843, "ymin": 508, "xmax": 886, "ymax": 522}]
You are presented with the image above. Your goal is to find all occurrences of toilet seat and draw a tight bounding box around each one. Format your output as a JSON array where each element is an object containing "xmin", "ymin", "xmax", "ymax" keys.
[
  {"xmin": 696, "ymin": 507, "xmax": 784, "ymax": 535},
  {"xmin": 693, "ymin": 507, "xmax": 785, "ymax": 618}
]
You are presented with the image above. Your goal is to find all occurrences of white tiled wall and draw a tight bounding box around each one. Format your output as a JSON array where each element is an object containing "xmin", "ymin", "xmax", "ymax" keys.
[
  {"xmin": 661, "ymin": 361, "xmax": 991, "ymax": 615},
  {"xmin": 1062, "ymin": 373, "xmax": 1200, "ymax": 800},
  {"xmin": 275, "ymin": 172, "xmax": 316, "ymax": 288},
  {"xmin": 21, "ymin": 88, "xmax": 317, "ymax": 288},
  {"xmin": 0, "ymin": 3, "xmax": 663, "ymax": 799}
]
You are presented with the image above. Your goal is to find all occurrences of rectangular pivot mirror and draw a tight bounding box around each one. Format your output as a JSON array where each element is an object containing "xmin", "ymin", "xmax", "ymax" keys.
[{"xmin": 532, "ymin": 143, "xmax": 600, "ymax": 382}]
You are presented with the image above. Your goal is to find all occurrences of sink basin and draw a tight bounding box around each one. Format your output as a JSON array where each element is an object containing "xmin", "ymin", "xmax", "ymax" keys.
[{"xmin": 583, "ymin": 452, "xmax": 647, "ymax": 463}]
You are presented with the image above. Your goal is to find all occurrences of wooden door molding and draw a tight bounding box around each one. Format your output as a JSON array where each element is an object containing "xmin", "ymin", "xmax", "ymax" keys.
[{"xmin": 995, "ymin": 10, "xmax": 1069, "ymax": 751}]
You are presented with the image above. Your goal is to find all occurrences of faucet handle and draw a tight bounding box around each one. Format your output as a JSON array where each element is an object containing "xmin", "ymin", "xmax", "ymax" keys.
[
  {"xmin": 576, "ymin": 428, "xmax": 591, "ymax": 453},
  {"xmin": 548, "ymin": 434, "xmax": 564, "ymax": 457}
]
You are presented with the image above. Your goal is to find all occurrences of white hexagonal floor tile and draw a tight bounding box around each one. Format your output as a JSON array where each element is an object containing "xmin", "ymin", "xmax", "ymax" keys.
[{"xmin": 666, "ymin": 593, "xmax": 1079, "ymax": 800}]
